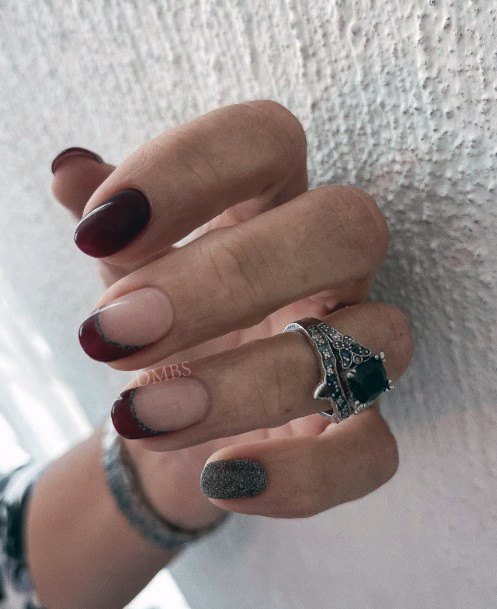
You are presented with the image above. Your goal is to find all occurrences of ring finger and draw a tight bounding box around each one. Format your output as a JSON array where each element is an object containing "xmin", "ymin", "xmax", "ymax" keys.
[{"xmin": 111, "ymin": 302, "xmax": 413, "ymax": 451}]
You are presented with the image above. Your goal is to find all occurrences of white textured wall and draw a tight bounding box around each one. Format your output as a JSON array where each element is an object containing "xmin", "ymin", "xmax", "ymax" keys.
[{"xmin": 1, "ymin": 1, "xmax": 496, "ymax": 608}]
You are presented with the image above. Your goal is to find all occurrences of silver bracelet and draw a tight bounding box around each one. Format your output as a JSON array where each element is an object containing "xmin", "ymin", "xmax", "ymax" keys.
[{"xmin": 102, "ymin": 417, "xmax": 229, "ymax": 549}]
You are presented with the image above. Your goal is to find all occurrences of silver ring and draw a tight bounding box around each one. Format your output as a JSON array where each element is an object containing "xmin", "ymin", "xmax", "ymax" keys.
[{"xmin": 283, "ymin": 317, "xmax": 394, "ymax": 423}]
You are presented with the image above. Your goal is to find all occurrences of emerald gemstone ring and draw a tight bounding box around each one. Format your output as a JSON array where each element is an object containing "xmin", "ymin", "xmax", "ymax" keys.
[{"xmin": 283, "ymin": 317, "xmax": 394, "ymax": 423}]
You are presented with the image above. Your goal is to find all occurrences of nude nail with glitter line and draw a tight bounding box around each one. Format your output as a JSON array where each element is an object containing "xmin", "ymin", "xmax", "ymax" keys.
[
  {"xmin": 78, "ymin": 287, "xmax": 174, "ymax": 362},
  {"xmin": 200, "ymin": 459, "xmax": 268, "ymax": 499},
  {"xmin": 111, "ymin": 388, "xmax": 163, "ymax": 439},
  {"xmin": 112, "ymin": 376, "xmax": 210, "ymax": 439}
]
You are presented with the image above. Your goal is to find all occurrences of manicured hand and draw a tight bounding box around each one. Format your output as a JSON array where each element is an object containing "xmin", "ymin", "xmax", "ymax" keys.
[{"xmin": 53, "ymin": 101, "xmax": 413, "ymax": 522}]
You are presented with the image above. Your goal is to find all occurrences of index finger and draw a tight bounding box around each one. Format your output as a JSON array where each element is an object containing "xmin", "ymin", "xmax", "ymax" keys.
[{"xmin": 74, "ymin": 100, "xmax": 307, "ymax": 262}]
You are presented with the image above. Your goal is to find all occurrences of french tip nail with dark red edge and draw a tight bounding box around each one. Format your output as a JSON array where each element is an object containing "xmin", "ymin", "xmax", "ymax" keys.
[
  {"xmin": 74, "ymin": 189, "xmax": 151, "ymax": 258},
  {"xmin": 78, "ymin": 311, "xmax": 144, "ymax": 362},
  {"xmin": 111, "ymin": 388, "xmax": 165, "ymax": 439},
  {"xmin": 51, "ymin": 147, "xmax": 104, "ymax": 174}
]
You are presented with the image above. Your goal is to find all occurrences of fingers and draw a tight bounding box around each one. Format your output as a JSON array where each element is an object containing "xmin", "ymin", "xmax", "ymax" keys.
[
  {"xmin": 79, "ymin": 184, "xmax": 389, "ymax": 368},
  {"xmin": 51, "ymin": 148, "xmax": 115, "ymax": 219},
  {"xmin": 73, "ymin": 100, "xmax": 307, "ymax": 261},
  {"xmin": 110, "ymin": 302, "xmax": 413, "ymax": 450},
  {"xmin": 51, "ymin": 149, "xmax": 170, "ymax": 284},
  {"xmin": 199, "ymin": 406, "xmax": 399, "ymax": 517}
]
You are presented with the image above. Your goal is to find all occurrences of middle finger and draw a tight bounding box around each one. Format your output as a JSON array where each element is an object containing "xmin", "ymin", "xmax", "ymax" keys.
[{"xmin": 79, "ymin": 184, "xmax": 389, "ymax": 369}]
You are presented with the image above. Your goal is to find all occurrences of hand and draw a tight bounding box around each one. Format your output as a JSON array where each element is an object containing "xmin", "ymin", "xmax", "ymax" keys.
[{"xmin": 52, "ymin": 101, "xmax": 413, "ymax": 525}]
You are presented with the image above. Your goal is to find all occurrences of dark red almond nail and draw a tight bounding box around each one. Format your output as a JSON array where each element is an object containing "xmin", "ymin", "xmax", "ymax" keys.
[
  {"xmin": 51, "ymin": 147, "xmax": 103, "ymax": 174},
  {"xmin": 74, "ymin": 189, "xmax": 151, "ymax": 258},
  {"xmin": 111, "ymin": 388, "xmax": 165, "ymax": 439},
  {"xmin": 78, "ymin": 310, "xmax": 144, "ymax": 362}
]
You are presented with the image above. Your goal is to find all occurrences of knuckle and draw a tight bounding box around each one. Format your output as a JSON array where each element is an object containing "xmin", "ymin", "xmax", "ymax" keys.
[
  {"xmin": 241, "ymin": 99, "xmax": 307, "ymax": 170},
  {"xmin": 202, "ymin": 229, "xmax": 267, "ymax": 325},
  {"xmin": 291, "ymin": 499, "xmax": 321, "ymax": 519},
  {"xmin": 250, "ymin": 346, "xmax": 287, "ymax": 425},
  {"xmin": 361, "ymin": 409, "xmax": 400, "ymax": 489},
  {"xmin": 374, "ymin": 419, "xmax": 400, "ymax": 485},
  {"xmin": 279, "ymin": 483, "xmax": 320, "ymax": 519},
  {"xmin": 314, "ymin": 184, "xmax": 389, "ymax": 270},
  {"xmin": 298, "ymin": 485, "xmax": 326, "ymax": 518},
  {"xmin": 379, "ymin": 304, "xmax": 414, "ymax": 364},
  {"xmin": 271, "ymin": 446, "xmax": 324, "ymax": 519},
  {"xmin": 344, "ymin": 185, "xmax": 389, "ymax": 260},
  {"xmin": 292, "ymin": 450, "xmax": 327, "ymax": 518},
  {"xmin": 158, "ymin": 136, "xmax": 223, "ymax": 197}
]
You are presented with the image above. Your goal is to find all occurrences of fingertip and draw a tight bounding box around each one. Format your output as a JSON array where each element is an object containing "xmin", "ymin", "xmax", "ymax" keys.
[
  {"xmin": 198, "ymin": 439, "xmax": 320, "ymax": 518},
  {"xmin": 51, "ymin": 148, "xmax": 115, "ymax": 218},
  {"xmin": 51, "ymin": 147, "xmax": 103, "ymax": 175}
]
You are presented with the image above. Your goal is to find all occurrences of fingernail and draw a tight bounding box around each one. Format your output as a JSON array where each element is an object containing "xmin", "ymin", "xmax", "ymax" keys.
[
  {"xmin": 51, "ymin": 147, "xmax": 103, "ymax": 174},
  {"xmin": 78, "ymin": 287, "xmax": 173, "ymax": 362},
  {"xmin": 111, "ymin": 377, "xmax": 210, "ymax": 439},
  {"xmin": 200, "ymin": 459, "xmax": 268, "ymax": 499},
  {"xmin": 74, "ymin": 189, "xmax": 151, "ymax": 257}
]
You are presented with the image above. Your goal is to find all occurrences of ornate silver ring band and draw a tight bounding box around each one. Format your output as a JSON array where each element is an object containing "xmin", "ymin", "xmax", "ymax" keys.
[{"xmin": 283, "ymin": 317, "xmax": 394, "ymax": 423}]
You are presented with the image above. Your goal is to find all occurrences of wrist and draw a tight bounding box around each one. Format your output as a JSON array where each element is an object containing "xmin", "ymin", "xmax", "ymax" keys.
[{"xmin": 123, "ymin": 438, "xmax": 227, "ymax": 530}]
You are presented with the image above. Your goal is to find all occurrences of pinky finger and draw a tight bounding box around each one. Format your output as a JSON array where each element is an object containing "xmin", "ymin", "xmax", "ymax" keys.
[
  {"xmin": 200, "ymin": 406, "xmax": 399, "ymax": 518},
  {"xmin": 51, "ymin": 147, "xmax": 115, "ymax": 219}
]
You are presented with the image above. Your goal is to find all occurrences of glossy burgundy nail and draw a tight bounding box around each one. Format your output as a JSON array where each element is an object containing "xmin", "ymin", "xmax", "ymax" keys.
[
  {"xmin": 78, "ymin": 310, "xmax": 144, "ymax": 362},
  {"xmin": 74, "ymin": 189, "xmax": 151, "ymax": 257},
  {"xmin": 51, "ymin": 147, "xmax": 103, "ymax": 174},
  {"xmin": 111, "ymin": 388, "xmax": 165, "ymax": 439}
]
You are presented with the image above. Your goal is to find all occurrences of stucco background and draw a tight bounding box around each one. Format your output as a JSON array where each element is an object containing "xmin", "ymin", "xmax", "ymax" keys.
[{"xmin": 1, "ymin": 1, "xmax": 496, "ymax": 608}]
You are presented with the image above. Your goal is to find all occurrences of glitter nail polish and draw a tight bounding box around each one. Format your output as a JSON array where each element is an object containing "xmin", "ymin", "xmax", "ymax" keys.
[{"xmin": 200, "ymin": 459, "xmax": 268, "ymax": 499}]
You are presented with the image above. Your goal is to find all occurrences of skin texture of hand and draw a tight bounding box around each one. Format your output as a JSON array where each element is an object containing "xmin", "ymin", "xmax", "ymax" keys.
[{"xmin": 52, "ymin": 100, "xmax": 413, "ymax": 523}]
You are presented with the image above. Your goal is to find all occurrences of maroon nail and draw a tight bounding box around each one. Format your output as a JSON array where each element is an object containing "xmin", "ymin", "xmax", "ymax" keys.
[
  {"xmin": 78, "ymin": 310, "xmax": 144, "ymax": 362},
  {"xmin": 74, "ymin": 189, "xmax": 151, "ymax": 257},
  {"xmin": 51, "ymin": 147, "xmax": 103, "ymax": 174},
  {"xmin": 111, "ymin": 388, "xmax": 165, "ymax": 439}
]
